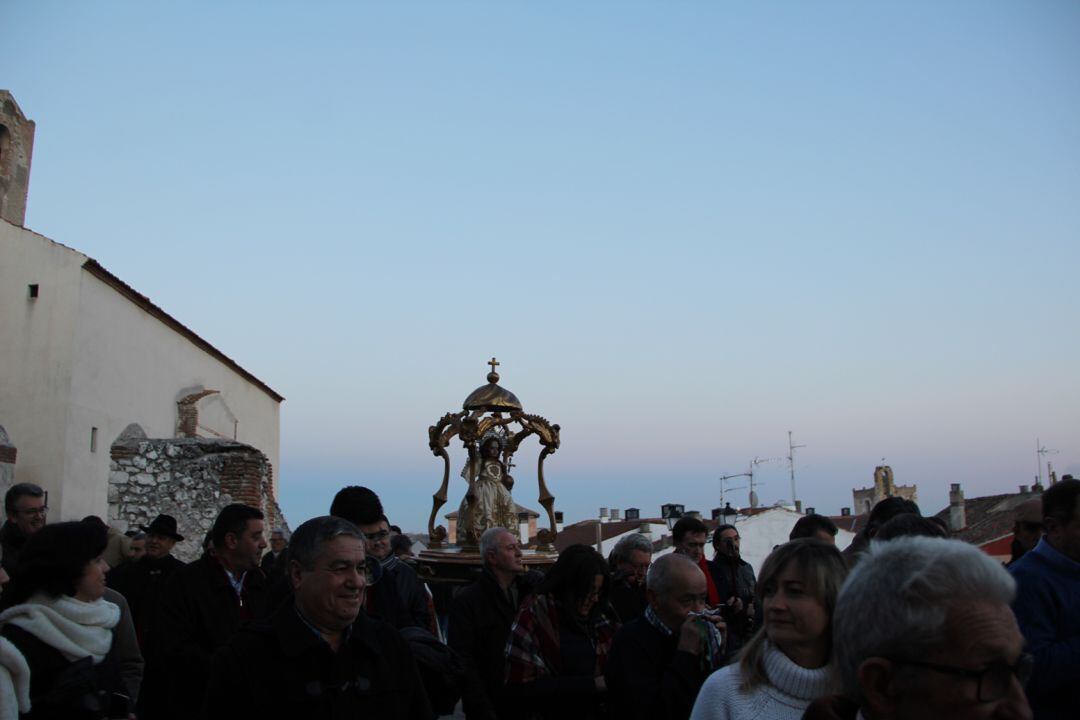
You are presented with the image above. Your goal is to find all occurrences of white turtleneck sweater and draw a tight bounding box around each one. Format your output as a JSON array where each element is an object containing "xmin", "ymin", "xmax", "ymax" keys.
[{"xmin": 689, "ymin": 642, "xmax": 833, "ymax": 720}]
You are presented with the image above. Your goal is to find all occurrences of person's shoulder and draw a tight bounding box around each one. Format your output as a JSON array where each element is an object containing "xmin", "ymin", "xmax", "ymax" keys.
[
  {"xmin": 102, "ymin": 587, "xmax": 129, "ymax": 610},
  {"xmin": 699, "ymin": 663, "xmax": 743, "ymax": 695},
  {"xmin": 1009, "ymin": 546, "xmax": 1059, "ymax": 584},
  {"xmin": 355, "ymin": 612, "xmax": 410, "ymax": 655}
]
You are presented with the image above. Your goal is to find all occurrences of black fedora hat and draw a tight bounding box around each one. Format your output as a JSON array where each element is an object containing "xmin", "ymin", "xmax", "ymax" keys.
[{"xmin": 140, "ymin": 514, "xmax": 184, "ymax": 541}]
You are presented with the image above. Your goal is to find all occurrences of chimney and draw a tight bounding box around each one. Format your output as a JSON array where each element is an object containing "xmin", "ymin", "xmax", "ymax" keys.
[
  {"xmin": 0, "ymin": 91, "xmax": 36, "ymax": 227},
  {"xmin": 949, "ymin": 483, "xmax": 966, "ymax": 531},
  {"xmin": 599, "ymin": 507, "xmax": 609, "ymax": 523},
  {"xmin": 805, "ymin": 507, "xmax": 816, "ymax": 516},
  {"xmin": 795, "ymin": 500, "xmax": 803, "ymax": 513},
  {"xmin": 517, "ymin": 512, "xmax": 530, "ymax": 545},
  {"xmin": 610, "ymin": 508, "xmax": 621, "ymax": 521},
  {"xmin": 554, "ymin": 511, "xmax": 564, "ymax": 533},
  {"xmin": 638, "ymin": 522, "xmax": 652, "ymax": 538},
  {"xmin": 1019, "ymin": 485, "xmax": 1029, "ymax": 495},
  {"xmin": 686, "ymin": 510, "xmax": 702, "ymax": 520},
  {"xmin": 841, "ymin": 507, "xmax": 851, "ymax": 517},
  {"xmin": 625, "ymin": 508, "xmax": 640, "ymax": 520}
]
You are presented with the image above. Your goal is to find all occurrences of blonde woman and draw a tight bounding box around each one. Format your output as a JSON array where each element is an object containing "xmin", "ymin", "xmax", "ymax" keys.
[{"xmin": 690, "ymin": 539, "xmax": 848, "ymax": 720}]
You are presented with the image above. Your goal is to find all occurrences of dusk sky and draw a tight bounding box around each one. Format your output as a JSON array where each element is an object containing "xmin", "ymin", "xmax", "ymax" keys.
[{"xmin": 4, "ymin": 1, "xmax": 1078, "ymax": 532}]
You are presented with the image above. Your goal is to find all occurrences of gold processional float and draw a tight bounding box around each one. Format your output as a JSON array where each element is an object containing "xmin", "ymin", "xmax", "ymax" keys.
[{"xmin": 417, "ymin": 359, "xmax": 561, "ymax": 584}]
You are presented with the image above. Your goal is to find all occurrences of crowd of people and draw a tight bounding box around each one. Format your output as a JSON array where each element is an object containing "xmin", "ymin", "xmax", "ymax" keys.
[{"xmin": 0, "ymin": 476, "xmax": 1075, "ymax": 719}]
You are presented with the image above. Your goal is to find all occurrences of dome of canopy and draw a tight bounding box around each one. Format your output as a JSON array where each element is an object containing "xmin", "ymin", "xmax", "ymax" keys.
[{"xmin": 463, "ymin": 362, "xmax": 523, "ymax": 412}]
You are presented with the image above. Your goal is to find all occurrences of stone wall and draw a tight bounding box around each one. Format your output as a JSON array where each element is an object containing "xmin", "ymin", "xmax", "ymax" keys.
[{"xmin": 109, "ymin": 436, "xmax": 287, "ymax": 562}]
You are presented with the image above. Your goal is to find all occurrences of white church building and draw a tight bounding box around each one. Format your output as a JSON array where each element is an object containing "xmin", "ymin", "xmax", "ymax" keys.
[{"xmin": 0, "ymin": 90, "xmax": 283, "ymax": 522}]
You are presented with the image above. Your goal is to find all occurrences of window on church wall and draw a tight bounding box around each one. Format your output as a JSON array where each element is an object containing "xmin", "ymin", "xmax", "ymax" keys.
[{"xmin": 91, "ymin": 427, "xmax": 98, "ymax": 452}]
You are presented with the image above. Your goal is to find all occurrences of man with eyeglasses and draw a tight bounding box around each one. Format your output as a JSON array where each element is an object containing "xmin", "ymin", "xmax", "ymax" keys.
[
  {"xmin": 1, "ymin": 482, "xmax": 47, "ymax": 574},
  {"xmin": 804, "ymin": 536, "xmax": 1032, "ymax": 720},
  {"xmin": 1009, "ymin": 477, "xmax": 1080, "ymax": 719}
]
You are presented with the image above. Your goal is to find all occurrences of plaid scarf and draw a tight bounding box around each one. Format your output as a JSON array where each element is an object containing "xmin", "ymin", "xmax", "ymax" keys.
[{"xmin": 505, "ymin": 593, "xmax": 617, "ymax": 686}]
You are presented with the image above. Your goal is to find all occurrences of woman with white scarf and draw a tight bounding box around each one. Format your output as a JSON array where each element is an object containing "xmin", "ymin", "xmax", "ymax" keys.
[
  {"xmin": 690, "ymin": 539, "xmax": 849, "ymax": 720},
  {"xmin": 0, "ymin": 521, "xmax": 128, "ymax": 720}
]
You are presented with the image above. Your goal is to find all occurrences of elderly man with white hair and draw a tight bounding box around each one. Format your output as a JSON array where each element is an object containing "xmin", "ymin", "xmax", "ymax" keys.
[
  {"xmin": 805, "ymin": 536, "xmax": 1032, "ymax": 720},
  {"xmin": 605, "ymin": 553, "xmax": 726, "ymax": 720}
]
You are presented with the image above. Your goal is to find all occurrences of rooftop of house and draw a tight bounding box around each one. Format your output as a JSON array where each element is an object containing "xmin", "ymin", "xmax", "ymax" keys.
[
  {"xmin": 551, "ymin": 517, "xmax": 667, "ymax": 554},
  {"xmin": 934, "ymin": 488, "xmax": 1041, "ymax": 547}
]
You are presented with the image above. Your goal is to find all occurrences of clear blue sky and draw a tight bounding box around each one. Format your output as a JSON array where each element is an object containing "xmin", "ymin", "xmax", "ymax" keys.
[{"xmin": 4, "ymin": 1, "xmax": 1078, "ymax": 532}]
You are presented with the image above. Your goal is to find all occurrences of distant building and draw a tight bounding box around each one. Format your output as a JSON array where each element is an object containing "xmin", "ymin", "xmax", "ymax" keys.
[
  {"xmin": 0, "ymin": 91, "xmax": 283, "ymax": 523},
  {"xmin": 934, "ymin": 483, "xmax": 1043, "ymax": 562},
  {"xmin": 852, "ymin": 465, "xmax": 918, "ymax": 515}
]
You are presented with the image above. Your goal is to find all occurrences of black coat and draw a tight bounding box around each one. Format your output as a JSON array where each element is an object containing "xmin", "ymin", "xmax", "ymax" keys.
[
  {"xmin": 607, "ymin": 575, "xmax": 647, "ymax": 624},
  {"xmin": 604, "ymin": 616, "xmax": 712, "ymax": 720},
  {"xmin": 0, "ymin": 521, "xmax": 28, "ymax": 576},
  {"xmin": 156, "ymin": 553, "xmax": 269, "ymax": 720},
  {"xmin": 447, "ymin": 569, "xmax": 540, "ymax": 720},
  {"xmin": 706, "ymin": 556, "xmax": 757, "ymax": 652},
  {"xmin": 203, "ymin": 601, "xmax": 434, "ymax": 720},
  {"xmin": 1, "ymin": 622, "xmax": 128, "ymax": 720},
  {"xmin": 106, "ymin": 553, "xmax": 185, "ymax": 653},
  {"xmin": 106, "ymin": 553, "xmax": 184, "ymax": 719}
]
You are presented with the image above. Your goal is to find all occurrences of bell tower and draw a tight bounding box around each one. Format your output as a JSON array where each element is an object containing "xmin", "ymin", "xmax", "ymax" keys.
[{"xmin": 0, "ymin": 91, "xmax": 35, "ymax": 227}]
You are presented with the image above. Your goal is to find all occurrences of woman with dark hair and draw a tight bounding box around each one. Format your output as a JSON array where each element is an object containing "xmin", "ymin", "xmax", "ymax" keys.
[
  {"xmin": 691, "ymin": 539, "xmax": 849, "ymax": 720},
  {"xmin": 0, "ymin": 521, "xmax": 129, "ymax": 719},
  {"xmin": 505, "ymin": 544, "xmax": 618, "ymax": 720}
]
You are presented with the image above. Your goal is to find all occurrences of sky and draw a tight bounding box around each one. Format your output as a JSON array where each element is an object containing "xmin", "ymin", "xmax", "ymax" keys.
[{"xmin": 3, "ymin": 1, "xmax": 1078, "ymax": 533}]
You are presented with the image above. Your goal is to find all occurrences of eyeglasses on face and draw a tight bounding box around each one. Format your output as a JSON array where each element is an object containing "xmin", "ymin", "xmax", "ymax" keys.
[
  {"xmin": 889, "ymin": 653, "xmax": 1033, "ymax": 702},
  {"xmin": 365, "ymin": 529, "xmax": 390, "ymax": 542},
  {"xmin": 18, "ymin": 506, "xmax": 48, "ymax": 517}
]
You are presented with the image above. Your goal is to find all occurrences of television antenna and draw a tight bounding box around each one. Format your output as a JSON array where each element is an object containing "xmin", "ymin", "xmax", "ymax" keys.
[
  {"xmin": 788, "ymin": 431, "xmax": 806, "ymax": 506},
  {"xmin": 1036, "ymin": 438, "xmax": 1058, "ymax": 487},
  {"xmin": 720, "ymin": 456, "xmax": 774, "ymax": 508}
]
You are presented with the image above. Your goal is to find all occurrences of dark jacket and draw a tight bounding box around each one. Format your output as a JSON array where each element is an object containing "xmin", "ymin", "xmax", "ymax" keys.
[
  {"xmin": 447, "ymin": 569, "xmax": 540, "ymax": 720},
  {"xmin": 706, "ymin": 555, "xmax": 757, "ymax": 652},
  {"xmin": 0, "ymin": 521, "xmax": 28, "ymax": 576},
  {"xmin": 102, "ymin": 587, "xmax": 144, "ymax": 708},
  {"xmin": 1009, "ymin": 537, "xmax": 1080, "ymax": 720},
  {"xmin": 157, "ymin": 553, "xmax": 269, "ymax": 720},
  {"xmin": 607, "ymin": 573, "xmax": 647, "ymax": 624},
  {"xmin": 107, "ymin": 553, "xmax": 183, "ymax": 719},
  {"xmin": 1, "ymin": 622, "xmax": 127, "ymax": 720},
  {"xmin": 203, "ymin": 602, "xmax": 433, "ymax": 720},
  {"xmin": 106, "ymin": 553, "xmax": 185, "ymax": 653},
  {"xmin": 605, "ymin": 616, "xmax": 711, "ymax": 720},
  {"xmin": 260, "ymin": 549, "xmax": 286, "ymax": 583},
  {"xmin": 366, "ymin": 558, "xmax": 433, "ymax": 632}
]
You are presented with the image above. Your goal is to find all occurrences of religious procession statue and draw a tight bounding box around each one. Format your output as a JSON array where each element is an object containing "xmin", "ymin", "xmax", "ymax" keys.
[
  {"xmin": 456, "ymin": 428, "xmax": 518, "ymax": 544},
  {"xmin": 427, "ymin": 359, "xmax": 561, "ymax": 552}
]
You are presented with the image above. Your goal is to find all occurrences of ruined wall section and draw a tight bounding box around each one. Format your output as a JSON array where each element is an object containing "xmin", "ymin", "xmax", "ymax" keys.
[{"xmin": 109, "ymin": 437, "xmax": 287, "ymax": 562}]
